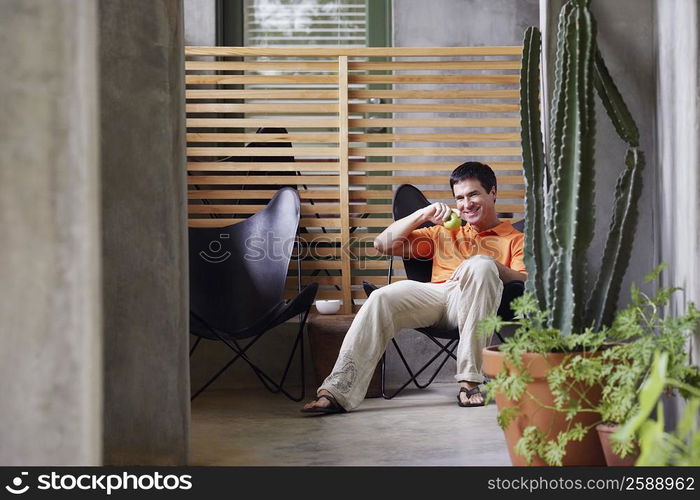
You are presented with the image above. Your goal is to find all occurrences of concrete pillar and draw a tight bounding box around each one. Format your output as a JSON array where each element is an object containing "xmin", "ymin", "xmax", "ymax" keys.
[
  {"xmin": 99, "ymin": 0, "xmax": 190, "ymax": 465},
  {"xmin": 655, "ymin": 0, "xmax": 700, "ymax": 364},
  {"xmin": 0, "ymin": 0, "xmax": 101, "ymax": 465}
]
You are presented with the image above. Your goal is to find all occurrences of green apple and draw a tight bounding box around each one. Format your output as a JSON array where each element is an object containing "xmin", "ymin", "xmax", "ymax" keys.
[{"xmin": 443, "ymin": 212, "xmax": 461, "ymax": 231}]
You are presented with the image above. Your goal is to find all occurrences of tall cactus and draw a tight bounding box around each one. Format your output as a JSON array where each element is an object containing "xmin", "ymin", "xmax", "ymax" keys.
[{"xmin": 520, "ymin": 0, "xmax": 645, "ymax": 336}]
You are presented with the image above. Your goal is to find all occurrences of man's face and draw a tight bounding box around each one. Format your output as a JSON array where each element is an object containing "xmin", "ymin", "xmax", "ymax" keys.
[{"xmin": 452, "ymin": 178, "xmax": 497, "ymax": 229}]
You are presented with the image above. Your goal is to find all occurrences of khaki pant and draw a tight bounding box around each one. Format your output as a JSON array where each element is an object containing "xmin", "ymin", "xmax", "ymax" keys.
[{"xmin": 319, "ymin": 255, "xmax": 503, "ymax": 410}]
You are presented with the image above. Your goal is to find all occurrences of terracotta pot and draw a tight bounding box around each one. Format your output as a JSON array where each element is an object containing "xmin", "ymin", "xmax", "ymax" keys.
[
  {"xmin": 596, "ymin": 423, "xmax": 639, "ymax": 466},
  {"xmin": 483, "ymin": 345, "xmax": 606, "ymax": 466}
]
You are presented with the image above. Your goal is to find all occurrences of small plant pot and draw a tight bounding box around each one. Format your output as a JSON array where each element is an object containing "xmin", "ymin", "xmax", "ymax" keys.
[
  {"xmin": 596, "ymin": 423, "xmax": 639, "ymax": 466},
  {"xmin": 483, "ymin": 345, "xmax": 607, "ymax": 466}
]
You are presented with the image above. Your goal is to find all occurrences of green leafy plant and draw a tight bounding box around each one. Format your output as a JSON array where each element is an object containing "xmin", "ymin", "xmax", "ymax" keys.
[
  {"xmin": 520, "ymin": 0, "xmax": 645, "ymax": 336},
  {"xmin": 482, "ymin": 265, "xmax": 700, "ymax": 465},
  {"xmin": 616, "ymin": 352, "xmax": 700, "ymax": 465}
]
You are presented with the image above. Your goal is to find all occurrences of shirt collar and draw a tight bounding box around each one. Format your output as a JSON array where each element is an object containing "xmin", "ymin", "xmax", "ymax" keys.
[{"xmin": 466, "ymin": 220, "xmax": 515, "ymax": 237}]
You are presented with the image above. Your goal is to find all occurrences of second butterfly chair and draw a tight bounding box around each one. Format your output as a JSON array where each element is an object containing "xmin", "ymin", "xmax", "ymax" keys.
[
  {"xmin": 189, "ymin": 187, "xmax": 318, "ymax": 401},
  {"xmin": 363, "ymin": 184, "xmax": 525, "ymax": 399}
]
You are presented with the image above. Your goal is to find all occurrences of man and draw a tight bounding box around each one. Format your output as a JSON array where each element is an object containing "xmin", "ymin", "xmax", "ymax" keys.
[{"xmin": 302, "ymin": 162, "xmax": 526, "ymax": 413}]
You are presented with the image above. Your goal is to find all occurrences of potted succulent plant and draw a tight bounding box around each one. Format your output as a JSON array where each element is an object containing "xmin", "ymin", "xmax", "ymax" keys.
[
  {"xmin": 481, "ymin": 0, "xmax": 648, "ymax": 466},
  {"xmin": 482, "ymin": 266, "xmax": 700, "ymax": 466}
]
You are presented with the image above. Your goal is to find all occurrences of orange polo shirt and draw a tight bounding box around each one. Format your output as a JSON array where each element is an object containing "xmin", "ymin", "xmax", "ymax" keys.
[{"xmin": 406, "ymin": 221, "xmax": 526, "ymax": 283}]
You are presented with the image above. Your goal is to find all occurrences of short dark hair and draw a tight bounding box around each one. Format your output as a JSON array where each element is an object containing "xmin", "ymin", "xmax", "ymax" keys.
[{"xmin": 449, "ymin": 161, "xmax": 497, "ymax": 194}]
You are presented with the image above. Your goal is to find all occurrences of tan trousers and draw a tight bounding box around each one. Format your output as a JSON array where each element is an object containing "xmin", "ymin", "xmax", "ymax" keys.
[{"xmin": 319, "ymin": 255, "xmax": 503, "ymax": 410}]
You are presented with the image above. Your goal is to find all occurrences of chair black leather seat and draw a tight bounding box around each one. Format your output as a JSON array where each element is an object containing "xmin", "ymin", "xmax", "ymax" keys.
[{"xmin": 189, "ymin": 187, "xmax": 318, "ymax": 401}]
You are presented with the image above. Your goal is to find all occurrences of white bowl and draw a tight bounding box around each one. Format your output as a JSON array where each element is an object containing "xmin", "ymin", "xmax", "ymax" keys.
[{"xmin": 315, "ymin": 299, "xmax": 342, "ymax": 315}]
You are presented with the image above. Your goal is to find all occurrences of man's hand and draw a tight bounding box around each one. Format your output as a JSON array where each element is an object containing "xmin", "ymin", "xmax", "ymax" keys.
[
  {"xmin": 420, "ymin": 202, "xmax": 459, "ymax": 225},
  {"xmin": 448, "ymin": 258, "xmax": 472, "ymax": 282}
]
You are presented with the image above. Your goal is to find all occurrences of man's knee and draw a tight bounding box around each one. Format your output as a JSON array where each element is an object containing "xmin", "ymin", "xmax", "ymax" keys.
[
  {"xmin": 366, "ymin": 282, "xmax": 398, "ymax": 307},
  {"xmin": 462, "ymin": 255, "xmax": 498, "ymax": 278}
]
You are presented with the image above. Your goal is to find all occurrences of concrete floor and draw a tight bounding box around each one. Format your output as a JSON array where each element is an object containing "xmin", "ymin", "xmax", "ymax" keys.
[{"xmin": 190, "ymin": 382, "xmax": 511, "ymax": 466}]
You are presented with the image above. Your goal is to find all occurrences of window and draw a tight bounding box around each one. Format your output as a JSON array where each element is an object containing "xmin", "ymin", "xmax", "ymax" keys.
[{"xmin": 217, "ymin": 0, "xmax": 390, "ymax": 47}]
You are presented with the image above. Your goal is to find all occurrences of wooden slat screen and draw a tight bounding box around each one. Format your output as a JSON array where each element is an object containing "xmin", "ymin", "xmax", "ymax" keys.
[{"xmin": 185, "ymin": 46, "xmax": 524, "ymax": 314}]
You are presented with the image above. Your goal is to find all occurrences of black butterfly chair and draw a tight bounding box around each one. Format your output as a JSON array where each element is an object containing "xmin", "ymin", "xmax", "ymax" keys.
[
  {"xmin": 189, "ymin": 187, "xmax": 318, "ymax": 401},
  {"xmin": 363, "ymin": 184, "xmax": 525, "ymax": 399}
]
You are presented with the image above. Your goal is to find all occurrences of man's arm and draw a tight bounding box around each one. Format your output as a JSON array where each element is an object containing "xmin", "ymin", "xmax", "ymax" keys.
[{"xmin": 373, "ymin": 202, "xmax": 455, "ymax": 257}]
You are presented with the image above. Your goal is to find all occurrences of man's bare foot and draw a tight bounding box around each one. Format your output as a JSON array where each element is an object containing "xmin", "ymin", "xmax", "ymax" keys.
[
  {"xmin": 302, "ymin": 389, "xmax": 334, "ymax": 411},
  {"xmin": 458, "ymin": 381, "xmax": 484, "ymax": 406}
]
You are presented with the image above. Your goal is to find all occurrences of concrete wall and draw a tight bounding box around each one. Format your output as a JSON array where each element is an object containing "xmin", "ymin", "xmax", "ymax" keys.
[
  {"xmin": 100, "ymin": 0, "xmax": 190, "ymax": 465},
  {"xmin": 655, "ymin": 0, "xmax": 700, "ymax": 364},
  {"xmin": 184, "ymin": 0, "xmax": 216, "ymax": 46},
  {"xmin": 394, "ymin": 0, "xmax": 538, "ymax": 47},
  {"xmin": 587, "ymin": 0, "xmax": 657, "ymax": 307},
  {"xmin": 0, "ymin": 0, "xmax": 102, "ymax": 465}
]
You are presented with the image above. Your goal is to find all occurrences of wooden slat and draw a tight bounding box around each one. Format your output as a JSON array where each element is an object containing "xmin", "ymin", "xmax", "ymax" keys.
[
  {"xmin": 348, "ymin": 218, "xmax": 393, "ymax": 227},
  {"xmin": 187, "ymin": 118, "xmax": 339, "ymax": 128},
  {"xmin": 284, "ymin": 276, "xmax": 405, "ymax": 287},
  {"xmin": 301, "ymin": 219, "xmax": 341, "ymax": 228},
  {"xmin": 417, "ymin": 189, "xmax": 525, "ymax": 199},
  {"xmin": 187, "ymin": 147, "xmax": 338, "ymax": 157},
  {"xmin": 185, "ymin": 46, "xmax": 523, "ymax": 57},
  {"xmin": 298, "ymin": 233, "xmax": 343, "ymax": 243},
  {"xmin": 349, "ymin": 175, "xmax": 524, "ymax": 185},
  {"xmin": 348, "ymin": 147, "xmax": 522, "ymax": 157},
  {"xmin": 189, "ymin": 189, "xmax": 342, "ymax": 199},
  {"xmin": 351, "ymin": 260, "xmax": 391, "ymax": 270},
  {"xmin": 348, "ymin": 89, "xmax": 519, "ymax": 99},
  {"xmin": 187, "ymin": 175, "xmax": 337, "ymax": 185},
  {"xmin": 187, "ymin": 162, "xmax": 338, "ymax": 172},
  {"xmin": 286, "ymin": 276, "xmax": 342, "ymax": 286},
  {"xmin": 348, "ymin": 103, "xmax": 519, "ymax": 113},
  {"xmin": 188, "ymin": 219, "xmax": 242, "ymax": 228},
  {"xmin": 347, "ymin": 205, "xmax": 391, "ymax": 214},
  {"xmin": 348, "ymin": 133, "xmax": 521, "ymax": 143},
  {"xmin": 187, "ymin": 89, "xmax": 339, "ymax": 99},
  {"xmin": 187, "ymin": 203, "xmax": 344, "ymax": 217},
  {"xmin": 348, "ymin": 61, "xmax": 521, "ymax": 70},
  {"xmin": 338, "ymin": 56, "xmax": 352, "ymax": 314},
  {"xmin": 186, "ymin": 103, "xmax": 339, "ymax": 114},
  {"xmin": 186, "ymin": 74, "xmax": 338, "ymax": 84},
  {"xmin": 190, "ymin": 146, "xmax": 524, "ymax": 157},
  {"xmin": 187, "ymin": 133, "xmax": 338, "ymax": 143},
  {"xmin": 298, "ymin": 246, "xmax": 388, "ymax": 258},
  {"xmin": 186, "ymin": 61, "xmax": 337, "ymax": 71},
  {"xmin": 349, "ymin": 161, "xmax": 522, "ymax": 171},
  {"xmin": 349, "ymin": 74, "xmax": 519, "ymax": 84},
  {"xmin": 347, "ymin": 118, "xmax": 519, "ymax": 128},
  {"xmin": 289, "ymin": 260, "xmax": 343, "ymax": 270},
  {"xmin": 187, "ymin": 204, "xmax": 345, "ymax": 215}
]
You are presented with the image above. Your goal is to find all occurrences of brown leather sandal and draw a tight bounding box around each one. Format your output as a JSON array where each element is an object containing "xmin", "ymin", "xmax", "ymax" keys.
[
  {"xmin": 457, "ymin": 386, "xmax": 485, "ymax": 407},
  {"xmin": 300, "ymin": 394, "xmax": 347, "ymax": 414}
]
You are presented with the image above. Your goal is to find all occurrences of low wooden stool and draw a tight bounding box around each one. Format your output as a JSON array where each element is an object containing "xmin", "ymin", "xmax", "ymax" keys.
[{"xmin": 307, "ymin": 313, "xmax": 382, "ymax": 398}]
